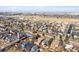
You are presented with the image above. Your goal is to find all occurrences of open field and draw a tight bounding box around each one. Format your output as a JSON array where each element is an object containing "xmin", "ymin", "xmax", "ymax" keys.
[
  {"xmin": 25, "ymin": 15, "xmax": 79, "ymax": 23},
  {"xmin": 8, "ymin": 15, "xmax": 79, "ymax": 23},
  {"xmin": 5, "ymin": 15, "xmax": 79, "ymax": 24}
]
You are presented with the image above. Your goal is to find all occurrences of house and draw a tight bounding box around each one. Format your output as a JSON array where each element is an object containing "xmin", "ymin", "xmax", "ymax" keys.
[
  {"xmin": 30, "ymin": 45, "xmax": 39, "ymax": 52},
  {"xmin": 64, "ymin": 44, "xmax": 73, "ymax": 52},
  {"xmin": 20, "ymin": 42, "xmax": 35, "ymax": 52},
  {"xmin": 0, "ymin": 25, "xmax": 5, "ymax": 31},
  {"xmin": 71, "ymin": 25, "xmax": 79, "ymax": 39},
  {"xmin": 41, "ymin": 39, "xmax": 49, "ymax": 47},
  {"xmin": 26, "ymin": 33, "xmax": 33, "ymax": 39}
]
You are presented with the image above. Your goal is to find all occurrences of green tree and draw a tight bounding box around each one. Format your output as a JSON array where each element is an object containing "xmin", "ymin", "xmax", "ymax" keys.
[{"xmin": 48, "ymin": 38, "xmax": 54, "ymax": 46}]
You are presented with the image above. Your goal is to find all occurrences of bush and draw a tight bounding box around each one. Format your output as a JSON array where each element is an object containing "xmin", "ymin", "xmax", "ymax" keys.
[{"xmin": 32, "ymin": 35, "xmax": 38, "ymax": 40}]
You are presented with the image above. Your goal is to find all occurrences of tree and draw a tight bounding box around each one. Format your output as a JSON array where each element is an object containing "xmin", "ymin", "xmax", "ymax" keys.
[{"xmin": 48, "ymin": 38, "xmax": 54, "ymax": 46}]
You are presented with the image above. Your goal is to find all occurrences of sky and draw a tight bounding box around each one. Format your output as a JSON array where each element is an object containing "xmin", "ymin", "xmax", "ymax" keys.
[{"xmin": 0, "ymin": 6, "xmax": 79, "ymax": 12}]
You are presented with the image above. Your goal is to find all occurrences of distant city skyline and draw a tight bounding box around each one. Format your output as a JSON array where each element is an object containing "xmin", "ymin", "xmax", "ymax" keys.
[{"xmin": 0, "ymin": 6, "xmax": 79, "ymax": 12}]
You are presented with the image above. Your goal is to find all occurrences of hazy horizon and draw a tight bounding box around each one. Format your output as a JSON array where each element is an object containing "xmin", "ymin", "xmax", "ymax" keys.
[{"xmin": 0, "ymin": 6, "xmax": 79, "ymax": 13}]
